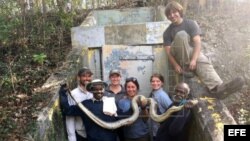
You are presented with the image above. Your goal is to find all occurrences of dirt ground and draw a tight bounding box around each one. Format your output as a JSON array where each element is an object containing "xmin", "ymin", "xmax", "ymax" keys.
[{"xmin": 190, "ymin": 0, "xmax": 250, "ymax": 124}]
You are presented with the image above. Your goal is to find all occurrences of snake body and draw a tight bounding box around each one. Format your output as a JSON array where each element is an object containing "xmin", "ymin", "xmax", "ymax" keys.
[
  {"xmin": 148, "ymin": 97, "xmax": 184, "ymax": 122},
  {"xmin": 76, "ymin": 95, "xmax": 140, "ymax": 129},
  {"xmin": 76, "ymin": 95, "xmax": 188, "ymax": 129}
]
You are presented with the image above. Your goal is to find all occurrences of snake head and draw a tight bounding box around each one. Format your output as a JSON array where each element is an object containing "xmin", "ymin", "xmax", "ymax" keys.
[
  {"xmin": 184, "ymin": 99, "xmax": 199, "ymax": 108},
  {"xmin": 136, "ymin": 95, "xmax": 148, "ymax": 108}
]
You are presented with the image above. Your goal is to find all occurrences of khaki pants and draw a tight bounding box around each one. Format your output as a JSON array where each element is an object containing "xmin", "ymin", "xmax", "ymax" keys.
[{"xmin": 170, "ymin": 31, "xmax": 223, "ymax": 90}]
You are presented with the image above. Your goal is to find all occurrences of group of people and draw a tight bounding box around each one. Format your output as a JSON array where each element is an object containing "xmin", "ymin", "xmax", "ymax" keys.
[
  {"xmin": 59, "ymin": 1, "xmax": 244, "ymax": 141},
  {"xmin": 60, "ymin": 67, "xmax": 195, "ymax": 141}
]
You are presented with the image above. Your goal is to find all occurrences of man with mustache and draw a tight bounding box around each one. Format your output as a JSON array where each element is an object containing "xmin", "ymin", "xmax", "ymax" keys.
[
  {"xmin": 155, "ymin": 82, "xmax": 196, "ymax": 141},
  {"xmin": 62, "ymin": 67, "xmax": 93, "ymax": 141}
]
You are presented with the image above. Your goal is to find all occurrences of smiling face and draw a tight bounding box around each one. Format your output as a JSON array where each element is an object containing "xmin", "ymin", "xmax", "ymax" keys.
[
  {"xmin": 165, "ymin": 1, "xmax": 184, "ymax": 25},
  {"xmin": 151, "ymin": 77, "xmax": 163, "ymax": 90},
  {"xmin": 167, "ymin": 10, "xmax": 182, "ymax": 25},
  {"xmin": 91, "ymin": 84, "xmax": 105, "ymax": 100},
  {"xmin": 126, "ymin": 82, "xmax": 138, "ymax": 98},
  {"xmin": 78, "ymin": 73, "xmax": 92, "ymax": 87},
  {"xmin": 172, "ymin": 83, "xmax": 189, "ymax": 104},
  {"xmin": 109, "ymin": 74, "xmax": 121, "ymax": 86}
]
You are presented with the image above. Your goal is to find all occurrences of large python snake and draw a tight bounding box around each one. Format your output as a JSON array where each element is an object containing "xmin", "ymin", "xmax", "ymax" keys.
[{"xmin": 73, "ymin": 94, "xmax": 198, "ymax": 129}]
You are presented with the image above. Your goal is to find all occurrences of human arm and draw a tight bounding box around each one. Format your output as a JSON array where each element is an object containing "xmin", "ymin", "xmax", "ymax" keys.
[
  {"xmin": 165, "ymin": 45, "xmax": 183, "ymax": 74},
  {"xmin": 184, "ymin": 99, "xmax": 198, "ymax": 108},
  {"xmin": 140, "ymin": 107, "xmax": 149, "ymax": 122},
  {"xmin": 59, "ymin": 86, "xmax": 84, "ymax": 116},
  {"xmin": 188, "ymin": 20, "xmax": 202, "ymax": 70},
  {"xmin": 189, "ymin": 35, "xmax": 201, "ymax": 70}
]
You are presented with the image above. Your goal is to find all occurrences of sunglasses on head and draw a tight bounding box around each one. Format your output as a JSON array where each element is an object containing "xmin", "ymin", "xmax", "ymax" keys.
[{"xmin": 125, "ymin": 77, "xmax": 137, "ymax": 82}]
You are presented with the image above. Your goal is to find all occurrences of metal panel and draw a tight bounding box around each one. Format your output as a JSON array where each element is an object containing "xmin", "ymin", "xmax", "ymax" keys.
[
  {"xmin": 102, "ymin": 45, "xmax": 153, "ymax": 96},
  {"xmin": 88, "ymin": 48, "xmax": 102, "ymax": 79}
]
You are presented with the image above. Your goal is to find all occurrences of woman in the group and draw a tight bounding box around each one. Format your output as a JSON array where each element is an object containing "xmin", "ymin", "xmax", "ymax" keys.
[
  {"xmin": 148, "ymin": 73, "xmax": 173, "ymax": 140},
  {"xmin": 104, "ymin": 69, "xmax": 126, "ymax": 141},
  {"xmin": 105, "ymin": 69, "xmax": 126, "ymax": 104},
  {"xmin": 118, "ymin": 77, "xmax": 150, "ymax": 141}
]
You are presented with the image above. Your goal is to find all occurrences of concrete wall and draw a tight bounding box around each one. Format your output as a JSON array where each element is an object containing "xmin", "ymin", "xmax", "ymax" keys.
[
  {"xmin": 72, "ymin": 6, "xmax": 170, "ymax": 48},
  {"xmin": 31, "ymin": 6, "xmax": 237, "ymax": 141},
  {"xmin": 187, "ymin": 78, "xmax": 236, "ymax": 141},
  {"xmin": 30, "ymin": 47, "xmax": 89, "ymax": 141},
  {"xmin": 30, "ymin": 46, "xmax": 237, "ymax": 141}
]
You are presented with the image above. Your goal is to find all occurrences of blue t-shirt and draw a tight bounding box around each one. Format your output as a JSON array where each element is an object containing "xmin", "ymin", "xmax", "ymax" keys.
[
  {"xmin": 152, "ymin": 88, "xmax": 172, "ymax": 114},
  {"xmin": 118, "ymin": 98, "xmax": 149, "ymax": 139}
]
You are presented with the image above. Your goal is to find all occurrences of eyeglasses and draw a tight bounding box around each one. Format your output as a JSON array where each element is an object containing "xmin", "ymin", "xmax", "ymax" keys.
[{"xmin": 125, "ymin": 77, "xmax": 137, "ymax": 82}]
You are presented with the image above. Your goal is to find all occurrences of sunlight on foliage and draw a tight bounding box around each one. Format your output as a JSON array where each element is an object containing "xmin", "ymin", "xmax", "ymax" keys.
[
  {"xmin": 32, "ymin": 53, "xmax": 47, "ymax": 65},
  {"xmin": 211, "ymin": 113, "xmax": 223, "ymax": 132},
  {"xmin": 238, "ymin": 108, "xmax": 249, "ymax": 124}
]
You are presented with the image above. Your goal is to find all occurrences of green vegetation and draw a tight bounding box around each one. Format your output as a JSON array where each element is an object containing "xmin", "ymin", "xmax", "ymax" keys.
[
  {"xmin": 0, "ymin": 0, "xmax": 83, "ymax": 140},
  {"xmin": 32, "ymin": 53, "xmax": 47, "ymax": 65}
]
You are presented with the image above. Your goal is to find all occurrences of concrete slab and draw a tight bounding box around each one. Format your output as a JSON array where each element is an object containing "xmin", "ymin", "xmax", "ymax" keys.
[
  {"xmin": 92, "ymin": 7, "xmax": 156, "ymax": 26},
  {"xmin": 71, "ymin": 6, "xmax": 170, "ymax": 48},
  {"xmin": 71, "ymin": 26, "xmax": 105, "ymax": 48}
]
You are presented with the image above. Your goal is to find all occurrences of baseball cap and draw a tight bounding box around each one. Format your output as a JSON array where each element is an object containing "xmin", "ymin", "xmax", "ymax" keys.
[
  {"xmin": 109, "ymin": 69, "xmax": 121, "ymax": 77},
  {"xmin": 78, "ymin": 67, "xmax": 93, "ymax": 76}
]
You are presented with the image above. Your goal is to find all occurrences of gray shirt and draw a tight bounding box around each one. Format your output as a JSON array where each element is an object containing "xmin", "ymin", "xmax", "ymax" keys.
[{"xmin": 163, "ymin": 18, "xmax": 201, "ymax": 47}]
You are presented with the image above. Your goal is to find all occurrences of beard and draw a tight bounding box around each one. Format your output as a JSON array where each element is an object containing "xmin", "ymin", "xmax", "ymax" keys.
[
  {"xmin": 80, "ymin": 80, "xmax": 91, "ymax": 87},
  {"xmin": 172, "ymin": 95, "xmax": 184, "ymax": 104}
]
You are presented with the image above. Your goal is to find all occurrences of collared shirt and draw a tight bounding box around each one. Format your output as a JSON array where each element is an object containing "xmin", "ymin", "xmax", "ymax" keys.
[
  {"xmin": 91, "ymin": 97, "xmax": 103, "ymax": 102},
  {"xmin": 66, "ymin": 85, "xmax": 93, "ymax": 138},
  {"xmin": 68, "ymin": 85, "xmax": 93, "ymax": 105}
]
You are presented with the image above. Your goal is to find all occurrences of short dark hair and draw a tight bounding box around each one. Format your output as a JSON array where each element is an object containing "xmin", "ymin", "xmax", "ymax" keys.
[
  {"xmin": 125, "ymin": 77, "xmax": 140, "ymax": 90},
  {"xmin": 150, "ymin": 73, "xmax": 164, "ymax": 83},
  {"xmin": 78, "ymin": 67, "xmax": 93, "ymax": 76}
]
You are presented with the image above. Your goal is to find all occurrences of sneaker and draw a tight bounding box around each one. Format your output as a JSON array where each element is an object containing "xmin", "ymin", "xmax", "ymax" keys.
[{"xmin": 210, "ymin": 77, "xmax": 244, "ymax": 99}]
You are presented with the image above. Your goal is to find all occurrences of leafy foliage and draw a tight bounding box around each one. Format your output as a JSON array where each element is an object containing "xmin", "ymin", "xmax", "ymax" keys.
[
  {"xmin": 0, "ymin": 1, "xmax": 76, "ymax": 140},
  {"xmin": 32, "ymin": 53, "xmax": 47, "ymax": 65}
]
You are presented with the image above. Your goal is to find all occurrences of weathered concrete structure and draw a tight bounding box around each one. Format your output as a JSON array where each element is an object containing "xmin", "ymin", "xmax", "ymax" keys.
[
  {"xmin": 71, "ymin": 6, "xmax": 171, "ymax": 96},
  {"xmin": 31, "ymin": 6, "xmax": 236, "ymax": 141}
]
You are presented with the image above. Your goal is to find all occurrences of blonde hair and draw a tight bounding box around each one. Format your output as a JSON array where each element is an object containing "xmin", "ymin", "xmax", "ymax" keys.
[{"xmin": 165, "ymin": 1, "xmax": 184, "ymax": 17}]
